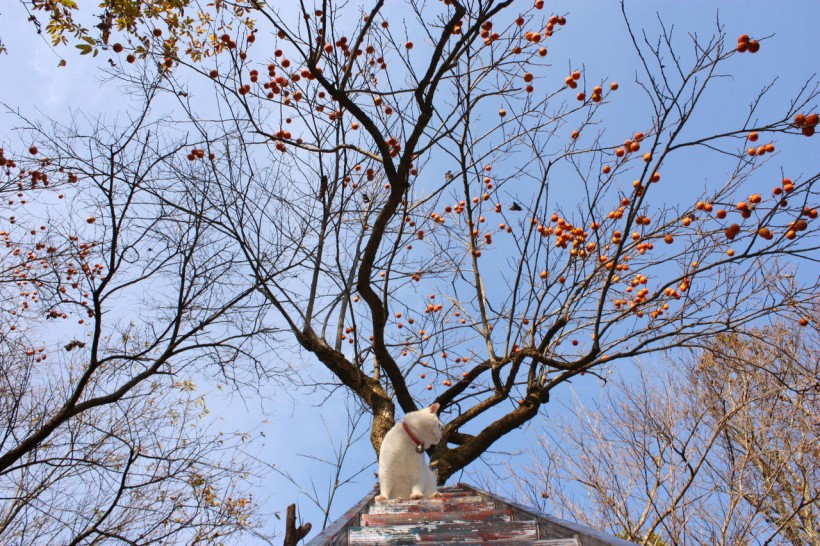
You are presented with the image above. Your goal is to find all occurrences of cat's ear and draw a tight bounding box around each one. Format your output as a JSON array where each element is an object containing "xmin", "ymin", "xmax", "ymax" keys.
[{"xmin": 428, "ymin": 403, "xmax": 440, "ymax": 414}]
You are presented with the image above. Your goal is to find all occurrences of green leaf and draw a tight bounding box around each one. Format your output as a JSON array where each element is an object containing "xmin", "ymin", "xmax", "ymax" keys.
[
  {"xmin": 82, "ymin": 36, "xmax": 96, "ymax": 45},
  {"xmin": 57, "ymin": 0, "xmax": 79, "ymax": 8},
  {"xmin": 76, "ymin": 43, "xmax": 92, "ymax": 54}
]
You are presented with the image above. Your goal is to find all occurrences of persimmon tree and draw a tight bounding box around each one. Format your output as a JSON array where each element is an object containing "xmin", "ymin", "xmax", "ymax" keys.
[
  {"xmin": 15, "ymin": 0, "xmax": 820, "ymax": 488},
  {"xmin": 0, "ymin": 90, "xmax": 274, "ymax": 543},
  {"xmin": 81, "ymin": 0, "xmax": 820, "ymax": 486},
  {"xmin": 514, "ymin": 322, "xmax": 819, "ymax": 546}
]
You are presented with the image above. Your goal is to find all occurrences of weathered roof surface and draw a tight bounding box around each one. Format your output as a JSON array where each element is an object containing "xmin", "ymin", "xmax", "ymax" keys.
[{"xmin": 305, "ymin": 483, "xmax": 635, "ymax": 545}]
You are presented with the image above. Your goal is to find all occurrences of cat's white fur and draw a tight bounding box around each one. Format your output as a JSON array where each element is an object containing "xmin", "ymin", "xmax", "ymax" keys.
[{"xmin": 375, "ymin": 403, "xmax": 443, "ymax": 500}]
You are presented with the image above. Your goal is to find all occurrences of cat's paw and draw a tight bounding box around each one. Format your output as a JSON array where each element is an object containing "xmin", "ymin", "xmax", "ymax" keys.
[
  {"xmin": 431, "ymin": 491, "xmax": 442, "ymax": 498},
  {"xmin": 375, "ymin": 495, "xmax": 386, "ymax": 502},
  {"xmin": 409, "ymin": 492, "xmax": 424, "ymax": 500}
]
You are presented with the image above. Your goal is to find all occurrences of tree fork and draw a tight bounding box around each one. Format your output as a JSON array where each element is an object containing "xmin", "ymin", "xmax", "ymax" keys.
[{"xmin": 433, "ymin": 387, "xmax": 548, "ymax": 483}]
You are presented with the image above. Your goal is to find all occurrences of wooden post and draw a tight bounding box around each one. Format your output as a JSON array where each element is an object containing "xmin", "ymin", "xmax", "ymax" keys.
[{"xmin": 283, "ymin": 503, "xmax": 312, "ymax": 546}]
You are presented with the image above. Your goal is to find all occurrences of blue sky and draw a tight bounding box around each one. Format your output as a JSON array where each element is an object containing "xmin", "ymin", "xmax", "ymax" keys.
[{"xmin": 2, "ymin": 1, "xmax": 819, "ymax": 543}]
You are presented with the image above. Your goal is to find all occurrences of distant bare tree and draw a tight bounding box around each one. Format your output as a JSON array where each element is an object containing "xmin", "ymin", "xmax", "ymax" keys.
[
  {"xmin": 0, "ymin": 86, "xmax": 276, "ymax": 543},
  {"xmin": 516, "ymin": 321, "xmax": 819, "ymax": 546},
  {"xmin": 267, "ymin": 404, "xmax": 373, "ymax": 532}
]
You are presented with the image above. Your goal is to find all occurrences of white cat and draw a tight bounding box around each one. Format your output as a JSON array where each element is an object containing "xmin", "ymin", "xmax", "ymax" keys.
[{"xmin": 375, "ymin": 403, "xmax": 444, "ymax": 500}]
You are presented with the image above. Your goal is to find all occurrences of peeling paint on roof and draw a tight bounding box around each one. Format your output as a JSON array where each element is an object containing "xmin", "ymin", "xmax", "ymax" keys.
[{"xmin": 306, "ymin": 483, "xmax": 635, "ymax": 545}]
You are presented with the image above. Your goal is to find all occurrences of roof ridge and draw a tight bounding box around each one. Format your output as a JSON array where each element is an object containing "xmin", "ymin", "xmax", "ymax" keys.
[{"xmin": 305, "ymin": 482, "xmax": 634, "ymax": 545}]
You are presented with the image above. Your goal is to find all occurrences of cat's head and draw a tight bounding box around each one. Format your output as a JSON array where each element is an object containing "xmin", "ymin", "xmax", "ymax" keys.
[{"xmin": 405, "ymin": 403, "xmax": 444, "ymax": 448}]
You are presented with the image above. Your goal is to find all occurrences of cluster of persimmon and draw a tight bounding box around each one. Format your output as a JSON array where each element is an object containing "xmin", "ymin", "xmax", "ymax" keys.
[
  {"xmin": 614, "ymin": 132, "xmax": 647, "ymax": 159},
  {"xmin": 186, "ymin": 148, "xmax": 211, "ymax": 161},
  {"xmin": 546, "ymin": 14, "xmax": 567, "ymax": 28},
  {"xmin": 746, "ymin": 135, "xmax": 775, "ymax": 156},
  {"xmin": 635, "ymin": 241, "xmax": 655, "ymax": 255},
  {"xmin": 564, "ymin": 69, "xmax": 581, "ymax": 89},
  {"xmin": 533, "ymin": 214, "xmax": 592, "ymax": 255},
  {"xmin": 442, "ymin": 201, "xmax": 465, "ymax": 216},
  {"xmin": 756, "ymin": 226, "xmax": 775, "ymax": 240},
  {"xmin": 585, "ymin": 85, "xmax": 606, "ymax": 103},
  {"xmin": 340, "ymin": 325, "xmax": 357, "ymax": 344},
  {"xmin": 424, "ymin": 302, "xmax": 444, "ymax": 314},
  {"xmin": 479, "ymin": 20, "xmax": 501, "ymax": 46},
  {"xmin": 694, "ymin": 201, "xmax": 715, "ymax": 216},
  {"xmin": 0, "ymin": 148, "xmax": 15, "ymax": 169},
  {"xmin": 271, "ymin": 124, "xmax": 296, "ymax": 143},
  {"xmin": 385, "ymin": 137, "xmax": 402, "ymax": 157},
  {"xmin": 611, "ymin": 269, "xmax": 687, "ymax": 319},
  {"xmin": 773, "ymin": 177, "xmax": 795, "ymax": 197},
  {"xmin": 736, "ymin": 34, "xmax": 760, "ymax": 53},
  {"xmin": 800, "ymin": 206, "xmax": 818, "ymax": 220},
  {"xmin": 321, "ymin": 34, "xmax": 359, "ymax": 57},
  {"xmin": 735, "ymin": 193, "xmax": 763, "ymax": 218},
  {"xmin": 647, "ymin": 305, "xmax": 671, "ymax": 320},
  {"xmin": 23, "ymin": 346, "xmax": 48, "ymax": 363},
  {"xmin": 723, "ymin": 222, "xmax": 742, "ymax": 241},
  {"xmin": 785, "ymin": 218, "xmax": 811, "ymax": 240},
  {"xmin": 793, "ymin": 112, "xmax": 819, "ymax": 137},
  {"xmin": 606, "ymin": 202, "xmax": 629, "ymax": 220},
  {"xmin": 612, "ymin": 294, "xmax": 641, "ymax": 311},
  {"xmin": 662, "ymin": 286, "xmax": 683, "ymax": 300},
  {"xmin": 644, "ymin": 277, "xmax": 692, "ymax": 319},
  {"xmin": 217, "ymin": 32, "xmax": 238, "ymax": 51},
  {"xmin": 428, "ymin": 211, "xmax": 447, "ymax": 226},
  {"xmin": 470, "ymin": 192, "xmax": 491, "ymax": 205}
]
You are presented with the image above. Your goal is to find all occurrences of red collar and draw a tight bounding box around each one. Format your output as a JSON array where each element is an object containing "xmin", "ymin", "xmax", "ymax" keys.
[{"xmin": 402, "ymin": 421, "xmax": 425, "ymax": 453}]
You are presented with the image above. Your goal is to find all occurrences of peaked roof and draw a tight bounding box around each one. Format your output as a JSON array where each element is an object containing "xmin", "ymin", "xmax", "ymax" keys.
[{"xmin": 306, "ymin": 483, "xmax": 635, "ymax": 545}]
